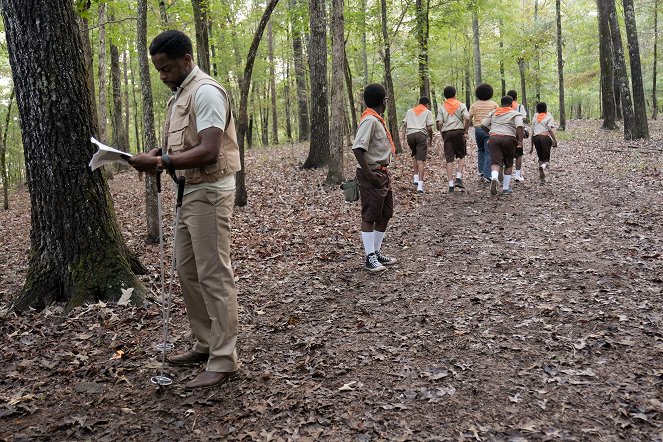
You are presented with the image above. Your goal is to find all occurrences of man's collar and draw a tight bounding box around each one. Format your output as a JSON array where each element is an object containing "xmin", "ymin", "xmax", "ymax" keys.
[{"xmin": 176, "ymin": 65, "xmax": 200, "ymax": 93}]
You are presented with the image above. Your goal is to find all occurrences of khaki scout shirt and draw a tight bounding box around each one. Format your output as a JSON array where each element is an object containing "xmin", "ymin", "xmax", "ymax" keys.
[
  {"xmin": 437, "ymin": 103, "xmax": 470, "ymax": 132},
  {"xmin": 402, "ymin": 107, "xmax": 434, "ymax": 136},
  {"xmin": 482, "ymin": 110, "xmax": 524, "ymax": 138},
  {"xmin": 352, "ymin": 115, "xmax": 391, "ymax": 170},
  {"xmin": 532, "ymin": 113, "xmax": 556, "ymax": 136}
]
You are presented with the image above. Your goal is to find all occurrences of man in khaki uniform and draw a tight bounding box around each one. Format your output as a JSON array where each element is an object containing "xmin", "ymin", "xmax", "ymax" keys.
[
  {"xmin": 129, "ymin": 30, "xmax": 240, "ymax": 389},
  {"xmin": 400, "ymin": 97, "xmax": 434, "ymax": 193}
]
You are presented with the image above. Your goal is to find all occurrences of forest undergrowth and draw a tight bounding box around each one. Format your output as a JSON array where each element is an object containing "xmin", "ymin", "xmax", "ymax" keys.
[{"xmin": 1, "ymin": 120, "xmax": 662, "ymax": 440}]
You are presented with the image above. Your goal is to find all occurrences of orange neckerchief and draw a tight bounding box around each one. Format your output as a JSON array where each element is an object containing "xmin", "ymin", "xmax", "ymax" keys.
[
  {"xmin": 412, "ymin": 104, "xmax": 428, "ymax": 116},
  {"xmin": 443, "ymin": 98, "xmax": 461, "ymax": 116},
  {"xmin": 511, "ymin": 101, "xmax": 520, "ymax": 110},
  {"xmin": 361, "ymin": 108, "xmax": 396, "ymax": 154},
  {"xmin": 536, "ymin": 112, "xmax": 548, "ymax": 122},
  {"xmin": 494, "ymin": 106, "xmax": 513, "ymax": 116}
]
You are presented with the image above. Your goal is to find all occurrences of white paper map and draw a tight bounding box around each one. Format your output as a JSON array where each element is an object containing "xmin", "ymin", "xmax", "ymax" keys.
[{"xmin": 89, "ymin": 137, "xmax": 132, "ymax": 171}]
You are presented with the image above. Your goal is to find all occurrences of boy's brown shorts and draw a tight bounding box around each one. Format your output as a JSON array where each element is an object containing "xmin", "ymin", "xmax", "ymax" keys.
[
  {"xmin": 442, "ymin": 129, "xmax": 466, "ymax": 163},
  {"xmin": 533, "ymin": 135, "xmax": 553, "ymax": 162},
  {"xmin": 488, "ymin": 135, "xmax": 517, "ymax": 168},
  {"xmin": 407, "ymin": 132, "xmax": 428, "ymax": 161},
  {"xmin": 356, "ymin": 168, "xmax": 393, "ymax": 223}
]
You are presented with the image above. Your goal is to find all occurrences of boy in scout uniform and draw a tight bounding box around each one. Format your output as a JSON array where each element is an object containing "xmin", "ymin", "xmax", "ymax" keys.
[
  {"xmin": 401, "ymin": 97, "xmax": 434, "ymax": 193},
  {"xmin": 436, "ymin": 86, "xmax": 470, "ymax": 193}
]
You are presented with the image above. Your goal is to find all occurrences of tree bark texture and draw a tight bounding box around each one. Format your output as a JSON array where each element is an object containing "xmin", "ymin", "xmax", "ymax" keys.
[
  {"xmin": 2, "ymin": 0, "xmax": 146, "ymax": 310},
  {"xmin": 1, "ymin": 89, "xmax": 15, "ymax": 210},
  {"xmin": 110, "ymin": 37, "xmax": 129, "ymax": 154},
  {"xmin": 597, "ymin": 0, "xmax": 618, "ymax": 129},
  {"xmin": 343, "ymin": 46, "xmax": 358, "ymax": 133},
  {"xmin": 138, "ymin": 0, "xmax": 160, "ymax": 244},
  {"xmin": 360, "ymin": 0, "xmax": 369, "ymax": 85},
  {"xmin": 472, "ymin": 9, "xmax": 482, "ymax": 86},
  {"xmin": 284, "ymin": 61, "xmax": 293, "ymax": 140},
  {"xmin": 78, "ymin": 14, "xmax": 98, "ymax": 133},
  {"xmin": 326, "ymin": 0, "xmax": 345, "ymax": 184},
  {"xmin": 518, "ymin": 58, "xmax": 528, "ymax": 114},
  {"xmin": 123, "ymin": 52, "xmax": 130, "ymax": 150},
  {"xmin": 159, "ymin": 0, "xmax": 169, "ymax": 25},
  {"xmin": 654, "ymin": 0, "xmax": 659, "ymax": 119},
  {"xmin": 98, "ymin": 3, "xmax": 109, "ymax": 143},
  {"xmin": 416, "ymin": 0, "xmax": 430, "ymax": 99},
  {"xmin": 267, "ymin": 22, "xmax": 279, "ymax": 145},
  {"xmin": 235, "ymin": 0, "xmax": 280, "ymax": 206},
  {"xmin": 534, "ymin": 0, "xmax": 541, "ymax": 103},
  {"xmin": 499, "ymin": 19, "xmax": 506, "ymax": 97},
  {"xmin": 289, "ymin": 0, "xmax": 311, "ymax": 142},
  {"xmin": 622, "ymin": 0, "xmax": 649, "ymax": 139},
  {"xmin": 303, "ymin": 0, "xmax": 330, "ymax": 168},
  {"xmin": 556, "ymin": 0, "xmax": 566, "ymax": 130},
  {"xmin": 605, "ymin": 0, "xmax": 635, "ymax": 139},
  {"xmin": 380, "ymin": 0, "xmax": 402, "ymax": 153},
  {"xmin": 191, "ymin": 0, "xmax": 211, "ymax": 74}
]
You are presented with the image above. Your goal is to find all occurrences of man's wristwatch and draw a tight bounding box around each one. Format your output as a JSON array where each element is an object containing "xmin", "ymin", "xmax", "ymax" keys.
[{"xmin": 161, "ymin": 154, "xmax": 174, "ymax": 172}]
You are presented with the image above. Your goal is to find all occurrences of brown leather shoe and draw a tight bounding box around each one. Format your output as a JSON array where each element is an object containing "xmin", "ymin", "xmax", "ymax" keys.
[
  {"xmin": 184, "ymin": 370, "xmax": 236, "ymax": 389},
  {"xmin": 166, "ymin": 350, "xmax": 209, "ymax": 366}
]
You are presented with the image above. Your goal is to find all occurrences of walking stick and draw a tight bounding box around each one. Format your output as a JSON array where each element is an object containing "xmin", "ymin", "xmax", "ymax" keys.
[{"xmin": 151, "ymin": 172, "xmax": 186, "ymax": 387}]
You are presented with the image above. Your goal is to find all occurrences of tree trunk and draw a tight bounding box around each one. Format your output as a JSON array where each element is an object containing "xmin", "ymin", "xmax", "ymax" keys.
[
  {"xmin": 556, "ymin": 0, "xmax": 566, "ymax": 130},
  {"xmin": 1, "ymin": 89, "xmax": 15, "ymax": 210},
  {"xmin": 654, "ymin": 0, "xmax": 659, "ymax": 120},
  {"xmin": 123, "ymin": 51, "xmax": 130, "ymax": 151},
  {"xmin": 138, "ymin": 0, "xmax": 160, "ymax": 244},
  {"xmin": 499, "ymin": 19, "xmax": 506, "ymax": 97},
  {"xmin": 209, "ymin": 18, "xmax": 218, "ymax": 77},
  {"xmin": 360, "ymin": 0, "xmax": 369, "ymax": 85},
  {"xmin": 2, "ymin": 0, "xmax": 145, "ymax": 311},
  {"xmin": 98, "ymin": 3, "xmax": 108, "ymax": 143},
  {"xmin": 622, "ymin": 0, "xmax": 649, "ymax": 139},
  {"xmin": 534, "ymin": 0, "xmax": 541, "ymax": 103},
  {"xmin": 303, "ymin": 0, "xmax": 330, "ymax": 168},
  {"xmin": 464, "ymin": 61, "xmax": 471, "ymax": 109},
  {"xmin": 78, "ymin": 13, "xmax": 98, "ymax": 133},
  {"xmin": 471, "ymin": 9, "xmax": 482, "ymax": 86},
  {"xmin": 605, "ymin": 0, "xmax": 635, "ymax": 139},
  {"xmin": 159, "ymin": 0, "xmax": 169, "ymax": 25},
  {"xmin": 343, "ymin": 46, "xmax": 358, "ymax": 133},
  {"xmin": 289, "ymin": 0, "xmax": 310, "ymax": 142},
  {"xmin": 416, "ymin": 0, "xmax": 430, "ymax": 99},
  {"xmin": 518, "ymin": 58, "xmax": 528, "ymax": 111},
  {"xmin": 110, "ymin": 33, "xmax": 129, "ymax": 154},
  {"xmin": 130, "ymin": 53, "xmax": 141, "ymax": 154},
  {"xmin": 235, "ymin": 0, "xmax": 280, "ymax": 206},
  {"xmin": 597, "ymin": 0, "xmax": 618, "ymax": 129},
  {"xmin": 380, "ymin": 0, "xmax": 401, "ymax": 153},
  {"xmin": 284, "ymin": 60, "xmax": 293, "ymax": 141},
  {"xmin": 267, "ymin": 22, "xmax": 279, "ymax": 145},
  {"xmin": 326, "ymin": 0, "xmax": 345, "ymax": 184},
  {"xmin": 191, "ymin": 0, "xmax": 211, "ymax": 74}
]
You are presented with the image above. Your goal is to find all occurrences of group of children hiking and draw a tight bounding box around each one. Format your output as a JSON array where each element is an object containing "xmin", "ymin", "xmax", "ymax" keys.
[{"xmin": 352, "ymin": 82, "xmax": 558, "ymax": 272}]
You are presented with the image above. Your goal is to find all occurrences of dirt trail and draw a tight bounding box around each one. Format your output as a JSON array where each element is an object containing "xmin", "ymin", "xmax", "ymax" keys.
[{"xmin": 1, "ymin": 120, "xmax": 662, "ymax": 440}]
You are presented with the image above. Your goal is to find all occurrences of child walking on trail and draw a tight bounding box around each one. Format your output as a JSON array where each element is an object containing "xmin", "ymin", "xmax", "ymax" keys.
[
  {"xmin": 401, "ymin": 97, "xmax": 434, "ymax": 193},
  {"xmin": 353, "ymin": 84, "xmax": 398, "ymax": 272},
  {"xmin": 437, "ymin": 86, "xmax": 470, "ymax": 193},
  {"xmin": 530, "ymin": 102, "xmax": 558, "ymax": 184},
  {"xmin": 506, "ymin": 90, "xmax": 529, "ymax": 183},
  {"xmin": 469, "ymin": 84, "xmax": 499, "ymax": 183},
  {"xmin": 481, "ymin": 96, "xmax": 525, "ymax": 196}
]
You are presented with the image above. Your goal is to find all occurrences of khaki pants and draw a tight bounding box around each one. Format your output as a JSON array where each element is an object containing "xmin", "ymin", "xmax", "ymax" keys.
[{"xmin": 176, "ymin": 188, "xmax": 238, "ymax": 372}]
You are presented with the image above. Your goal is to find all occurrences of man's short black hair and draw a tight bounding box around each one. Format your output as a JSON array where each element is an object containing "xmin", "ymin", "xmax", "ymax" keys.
[
  {"xmin": 507, "ymin": 90, "xmax": 518, "ymax": 100},
  {"xmin": 475, "ymin": 83, "xmax": 494, "ymax": 101},
  {"xmin": 443, "ymin": 86, "xmax": 457, "ymax": 99},
  {"xmin": 364, "ymin": 83, "xmax": 386, "ymax": 108},
  {"xmin": 501, "ymin": 96, "xmax": 514, "ymax": 107},
  {"xmin": 418, "ymin": 97, "xmax": 430, "ymax": 105},
  {"xmin": 149, "ymin": 30, "xmax": 193, "ymax": 59},
  {"xmin": 536, "ymin": 102, "xmax": 547, "ymax": 113}
]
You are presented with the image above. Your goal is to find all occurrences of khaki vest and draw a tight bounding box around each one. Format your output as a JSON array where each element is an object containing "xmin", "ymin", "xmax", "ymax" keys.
[{"xmin": 162, "ymin": 69, "xmax": 241, "ymax": 185}]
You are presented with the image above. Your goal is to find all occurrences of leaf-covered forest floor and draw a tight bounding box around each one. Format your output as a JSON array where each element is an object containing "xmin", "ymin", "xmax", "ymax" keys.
[{"xmin": 1, "ymin": 120, "xmax": 662, "ymax": 441}]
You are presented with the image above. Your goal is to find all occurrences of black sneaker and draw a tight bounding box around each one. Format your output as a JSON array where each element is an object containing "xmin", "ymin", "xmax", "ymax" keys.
[
  {"xmin": 539, "ymin": 166, "xmax": 545, "ymax": 182},
  {"xmin": 365, "ymin": 253, "xmax": 387, "ymax": 272},
  {"xmin": 374, "ymin": 249, "xmax": 397, "ymax": 266},
  {"xmin": 449, "ymin": 186, "xmax": 455, "ymax": 193},
  {"xmin": 455, "ymin": 178, "xmax": 464, "ymax": 189},
  {"xmin": 490, "ymin": 179, "xmax": 498, "ymax": 195}
]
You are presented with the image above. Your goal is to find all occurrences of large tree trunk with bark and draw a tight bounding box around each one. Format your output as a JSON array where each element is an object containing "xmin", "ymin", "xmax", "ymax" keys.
[
  {"xmin": 289, "ymin": 0, "xmax": 310, "ymax": 142},
  {"xmin": 518, "ymin": 58, "xmax": 528, "ymax": 112},
  {"xmin": 326, "ymin": 0, "xmax": 345, "ymax": 184},
  {"xmin": 556, "ymin": 0, "xmax": 566, "ymax": 130},
  {"xmin": 605, "ymin": 0, "xmax": 635, "ymax": 139},
  {"xmin": 597, "ymin": 0, "xmax": 618, "ymax": 129},
  {"xmin": 303, "ymin": 0, "xmax": 330, "ymax": 168},
  {"xmin": 654, "ymin": 0, "xmax": 659, "ymax": 120},
  {"xmin": 267, "ymin": 22, "xmax": 279, "ymax": 145},
  {"xmin": 622, "ymin": 0, "xmax": 649, "ymax": 139},
  {"xmin": 235, "ymin": 0, "xmax": 280, "ymax": 206},
  {"xmin": 380, "ymin": 0, "xmax": 401, "ymax": 152},
  {"xmin": 2, "ymin": 0, "xmax": 145, "ymax": 311},
  {"xmin": 191, "ymin": 0, "xmax": 211, "ymax": 74},
  {"xmin": 416, "ymin": 0, "xmax": 430, "ymax": 99},
  {"xmin": 1, "ymin": 89, "xmax": 15, "ymax": 210},
  {"xmin": 98, "ymin": 3, "xmax": 109, "ymax": 143},
  {"xmin": 138, "ymin": 0, "xmax": 160, "ymax": 244},
  {"xmin": 471, "ymin": 9, "xmax": 482, "ymax": 86}
]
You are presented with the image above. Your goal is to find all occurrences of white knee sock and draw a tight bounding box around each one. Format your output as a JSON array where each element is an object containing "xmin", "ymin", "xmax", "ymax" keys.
[
  {"xmin": 491, "ymin": 171, "xmax": 499, "ymax": 180},
  {"xmin": 456, "ymin": 172, "xmax": 462, "ymax": 179},
  {"xmin": 503, "ymin": 175, "xmax": 512, "ymax": 190},
  {"xmin": 413, "ymin": 174, "xmax": 419, "ymax": 184},
  {"xmin": 515, "ymin": 170, "xmax": 521, "ymax": 178},
  {"xmin": 448, "ymin": 180, "xmax": 454, "ymax": 187},
  {"xmin": 361, "ymin": 231, "xmax": 375, "ymax": 255},
  {"xmin": 373, "ymin": 230, "xmax": 386, "ymax": 252}
]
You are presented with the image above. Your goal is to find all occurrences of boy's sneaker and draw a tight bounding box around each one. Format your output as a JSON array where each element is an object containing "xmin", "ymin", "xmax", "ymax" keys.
[
  {"xmin": 514, "ymin": 175, "xmax": 524, "ymax": 183},
  {"xmin": 498, "ymin": 168, "xmax": 504, "ymax": 182},
  {"xmin": 539, "ymin": 166, "xmax": 545, "ymax": 182},
  {"xmin": 365, "ymin": 253, "xmax": 387, "ymax": 272},
  {"xmin": 374, "ymin": 249, "xmax": 397, "ymax": 266},
  {"xmin": 417, "ymin": 182, "xmax": 424, "ymax": 193},
  {"xmin": 490, "ymin": 179, "xmax": 498, "ymax": 195},
  {"xmin": 449, "ymin": 186, "xmax": 455, "ymax": 193},
  {"xmin": 502, "ymin": 188, "xmax": 513, "ymax": 195},
  {"xmin": 455, "ymin": 178, "xmax": 464, "ymax": 188}
]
